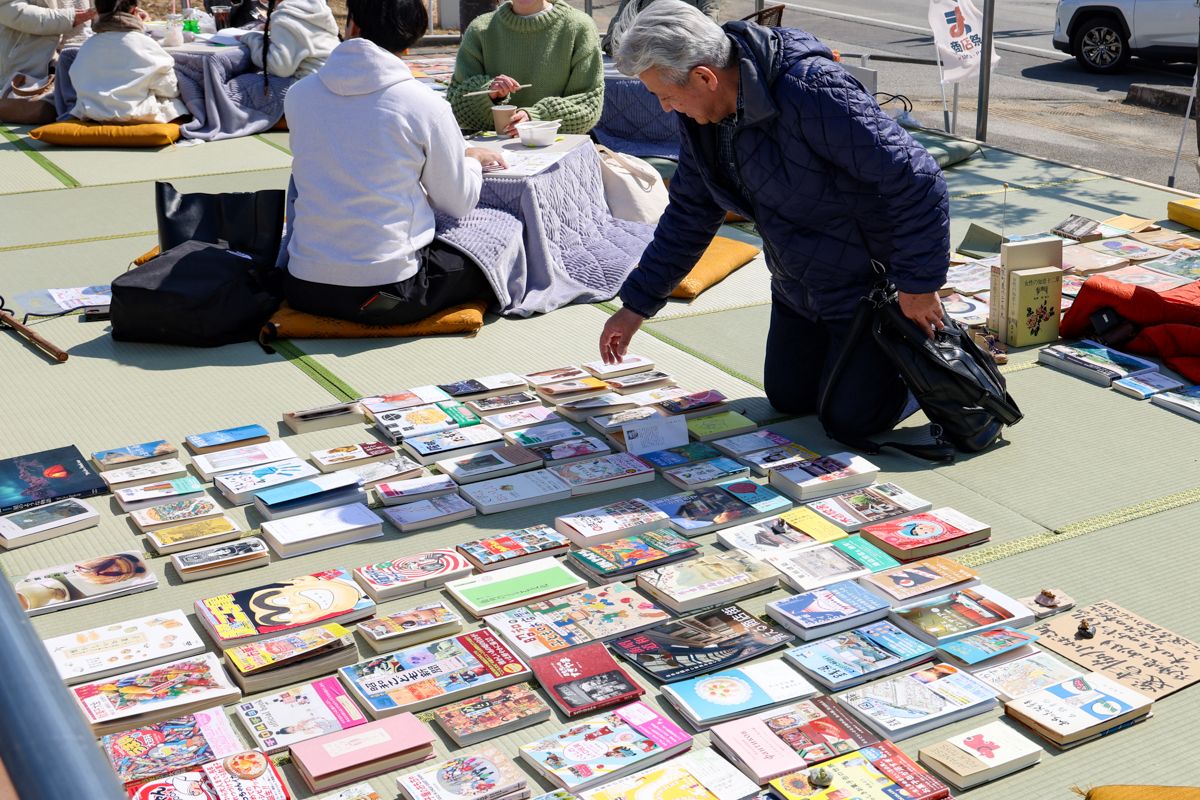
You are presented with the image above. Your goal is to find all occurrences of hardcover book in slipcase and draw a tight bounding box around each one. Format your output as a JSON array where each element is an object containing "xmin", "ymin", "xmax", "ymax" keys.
[
  {"xmin": 484, "ymin": 582, "xmax": 670, "ymax": 658},
  {"xmin": 353, "ymin": 550, "xmax": 474, "ymax": 601},
  {"xmin": 784, "ymin": 620, "xmax": 935, "ymax": 690},
  {"xmin": 519, "ymin": 701, "xmax": 693, "ymax": 791},
  {"xmin": 290, "ymin": 714, "xmax": 436, "ymax": 793},
  {"xmin": 338, "ymin": 629, "xmax": 530, "ymax": 717},
  {"xmin": 234, "ymin": 676, "xmax": 367, "ymax": 754},
  {"xmin": 194, "ymin": 567, "xmax": 374, "ymax": 646},
  {"xmin": 432, "ymin": 683, "xmax": 551, "ymax": 746},
  {"xmin": 531, "ymin": 641, "xmax": 645, "ymax": 716},
  {"xmin": 610, "ymin": 605, "xmax": 794, "ymax": 683},
  {"xmin": 0, "ymin": 445, "xmax": 106, "ymax": 514}
]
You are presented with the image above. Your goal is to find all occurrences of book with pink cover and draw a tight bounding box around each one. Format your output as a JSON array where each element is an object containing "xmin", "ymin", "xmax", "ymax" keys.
[{"xmin": 291, "ymin": 713, "xmax": 435, "ymax": 786}]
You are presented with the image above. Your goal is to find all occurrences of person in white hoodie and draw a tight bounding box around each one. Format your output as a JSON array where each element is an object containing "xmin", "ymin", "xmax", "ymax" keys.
[
  {"xmin": 283, "ymin": 0, "xmax": 505, "ymax": 325},
  {"xmin": 68, "ymin": 0, "xmax": 186, "ymax": 123},
  {"xmin": 242, "ymin": 0, "xmax": 339, "ymax": 80},
  {"xmin": 0, "ymin": 0, "xmax": 94, "ymax": 122}
]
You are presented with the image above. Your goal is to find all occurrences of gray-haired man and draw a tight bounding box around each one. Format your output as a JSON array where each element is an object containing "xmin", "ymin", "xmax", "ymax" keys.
[{"xmin": 598, "ymin": 0, "xmax": 950, "ymax": 440}]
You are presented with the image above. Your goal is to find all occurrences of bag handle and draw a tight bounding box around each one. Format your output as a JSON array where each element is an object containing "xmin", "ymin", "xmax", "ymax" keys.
[
  {"xmin": 594, "ymin": 144, "xmax": 660, "ymax": 191},
  {"xmin": 818, "ymin": 262, "xmax": 956, "ymax": 463}
]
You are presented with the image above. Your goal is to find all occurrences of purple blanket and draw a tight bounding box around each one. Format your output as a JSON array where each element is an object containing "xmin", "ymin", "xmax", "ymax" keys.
[{"xmin": 54, "ymin": 45, "xmax": 289, "ymax": 141}]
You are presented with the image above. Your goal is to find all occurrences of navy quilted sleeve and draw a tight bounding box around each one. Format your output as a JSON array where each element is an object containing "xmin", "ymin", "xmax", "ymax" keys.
[
  {"xmin": 618, "ymin": 129, "xmax": 726, "ymax": 318},
  {"xmin": 785, "ymin": 61, "xmax": 950, "ymax": 294}
]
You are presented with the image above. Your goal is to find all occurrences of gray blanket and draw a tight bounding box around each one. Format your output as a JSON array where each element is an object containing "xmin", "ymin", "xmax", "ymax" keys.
[
  {"xmin": 55, "ymin": 45, "xmax": 288, "ymax": 141},
  {"xmin": 278, "ymin": 144, "xmax": 654, "ymax": 318}
]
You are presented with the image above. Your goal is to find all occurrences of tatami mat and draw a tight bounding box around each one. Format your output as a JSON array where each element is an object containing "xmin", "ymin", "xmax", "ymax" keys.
[
  {"xmin": 646, "ymin": 304, "xmax": 771, "ymax": 385},
  {"xmin": 0, "ymin": 136, "xmax": 70, "ymax": 194},
  {"xmin": 1, "ymin": 236, "xmax": 156, "ymax": 300},
  {"xmin": 16, "ymin": 132, "xmax": 292, "ymax": 187},
  {"xmin": 0, "ymin": 169, "xmax": 292, "ymax": 250},
  {"xmin": 648, "ymin": 255, "xmax": 772, "ymax": 321}
]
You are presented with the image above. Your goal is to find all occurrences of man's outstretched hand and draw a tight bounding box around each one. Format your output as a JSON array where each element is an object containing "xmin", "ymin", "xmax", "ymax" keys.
[
  {"xmin": 600, "ymin": 307, "xmax": 645, "ymax": 365},
  {"xmin": 898, "ymin": 291, "xmax": 945, "ymax": 339}
]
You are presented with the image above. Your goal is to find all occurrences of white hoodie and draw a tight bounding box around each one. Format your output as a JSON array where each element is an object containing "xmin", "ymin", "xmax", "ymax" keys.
[
  {"xmin": 284, "ymin": 38, "xmax": 482, "ymax": 287},
  {"xmin": 0, "ymin": 0, "xmax": 73, "ymax": 92},
  {"xmin": 68, "ymin": 30, "xmax": 186, "ymax": 123},
  {"xmin": 242, "ymin": 0, "xmax": 339, "ymax": 80}
]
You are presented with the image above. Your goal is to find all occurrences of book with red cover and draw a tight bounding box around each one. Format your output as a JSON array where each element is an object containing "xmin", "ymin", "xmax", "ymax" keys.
[
  {"xmin": 530, "ymin": 642, "xmax": 644, "ymax": 717},
  {"xmin": 770, "ymin": 741, "xmax": 950, "ymax": 800},
  {"xmin": 290, "ymin": 713, "xmax": 435, "ymax": 793},
  {"xmin": 859, "ymin": 508, "xmax": 990, "ymax": 561}
]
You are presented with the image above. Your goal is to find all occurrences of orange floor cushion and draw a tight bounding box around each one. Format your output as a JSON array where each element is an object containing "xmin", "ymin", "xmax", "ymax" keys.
[
  {"xmin": 1084, "ymin": 787, "xmax": 1200, "ymax": 800},
  {"xmin": 30, "ymin": 120, "xmax": 181, "ymax": 147},
  {"xmin": 670, "ymin": 235, "xmax": 761, "ymax": 299},
  {"xmin": 264, "ymin": 301, "xmax": 486, "ymax": 339}
]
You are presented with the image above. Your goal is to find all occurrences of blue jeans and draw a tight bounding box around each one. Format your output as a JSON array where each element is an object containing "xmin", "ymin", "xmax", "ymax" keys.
[{"xmin": 763, "ymin": 299, "xmax": 910, "ymax": 439}]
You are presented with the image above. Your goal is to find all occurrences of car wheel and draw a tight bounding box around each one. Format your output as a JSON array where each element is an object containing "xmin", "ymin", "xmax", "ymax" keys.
[{"xmin": 1071, "ymin": 15, "xmax": 1131, "ymax": 73}]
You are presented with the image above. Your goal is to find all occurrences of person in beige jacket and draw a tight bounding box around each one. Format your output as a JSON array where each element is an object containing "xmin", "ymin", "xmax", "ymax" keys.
[
  {"xmin": 0, "ymin": 0, "xmax": 93, "ymax": 121},
  {"xmin": 68, "ymin": 0, "xmax": 185, "ymax": 123}
]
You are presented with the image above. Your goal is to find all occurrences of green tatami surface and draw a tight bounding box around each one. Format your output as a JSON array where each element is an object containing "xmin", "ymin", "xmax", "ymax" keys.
[{"xmin": 2, "ymin": 130, "xmax": 1199, "ymax": 799}]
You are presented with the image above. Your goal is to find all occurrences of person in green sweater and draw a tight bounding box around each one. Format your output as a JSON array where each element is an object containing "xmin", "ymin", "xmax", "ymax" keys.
[{"xmin": 447, "ymin": 0, "xmax": 604, "ymax": 136}]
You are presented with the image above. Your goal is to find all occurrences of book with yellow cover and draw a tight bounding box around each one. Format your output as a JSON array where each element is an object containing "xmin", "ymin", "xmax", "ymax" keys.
[
  {"xmin": 687, "ymin": 412, "xmax": 757, "ymax": 443},
  {"xmin": 581, "ymin": 748, "xmax": 758, "ymax": 800},
  {"xmin": 769, "ymin": 742, "xmax": 950, "ymax": 800},
  {"xmin": 776, "ymin": 507, "xmax": 850, "ymax": 543},
  {"xmin": 1005, "ymin": 267, "xmax": 1062, "ymax": 347},
  {"xmin": 224, "ymin": 623, "xmax": 353, "ymax": 675}
]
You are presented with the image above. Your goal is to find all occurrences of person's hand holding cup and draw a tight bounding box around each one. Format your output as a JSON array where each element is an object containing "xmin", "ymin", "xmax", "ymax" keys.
[
  {"xmin": 503, "ymin": 109, "xmax": 531, "ymax": 137},
  {"xmin": 488, "ymin": 74, "xmax": 521, "ymax": 101}
]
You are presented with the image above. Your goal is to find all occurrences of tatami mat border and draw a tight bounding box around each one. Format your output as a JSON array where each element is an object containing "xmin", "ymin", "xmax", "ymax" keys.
[
  {"xmin": 272, "ymin": 339, "xmax": 362, "ymax": 402},
  {"xmin": 0, "ymin": 229, "xmax": 157, "ymax": 254},
  {"xmin": 0, "ymin": 127, "xmax": 79, "ymax": 188},
  {"xmin": 947, "ymin": 174, "xmax": 1108, "ymax": 200}
]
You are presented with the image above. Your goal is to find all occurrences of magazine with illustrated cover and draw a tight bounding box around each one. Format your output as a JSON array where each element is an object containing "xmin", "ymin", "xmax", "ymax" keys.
[
  {"xmin": 836, "ymin": 663, "xmax": 998, "ymax": 740},
  {"xmin": 484, "ymin": 582, "xmax": 670, "ymax": 658},
  {"xmin": 102, "ymin": 709, "xmax": 242, "ymax": 786},
  {"xmin": 45, "ymin": 609, "xmax": 205, "ymax": 684},
  {"xmin": 234, "ymin": 676, "xmax": 368, "ymax": 754},
  {"xmin": 14, "ymin": 551, "xmax": 157, "ymax": 617},
  {"xmin": 531, "ymin": 642, "xmax": 645, "ymax": 717},
  {"xmin": 784, "ymin": 620, "xmax": 935, "ymax": 690},
  {"xmin": 805, "ymin": 483, "xmax": 931, "ymax": 532},
  {"xmin": 766, "ymin": 580, "xmax": 890, "ymax": 638},
  {"xmin": 397, "ymin": 744, "xmax": 527, "ymax": 800},
  {"xmin": 610, "ymin": 605, "xmax": 794, "ymax": 683},
  {"xmin": 858, "ymin": 557, "xmax": 979, "ymax": 605},
  {"xmin": 0, "ymin": 445, "xmax": 107, "ymax": 513},
  {"xmin": 891, "ymin": 585, "xmax": 1033, "ymax": 645},
  {"xmin": 432, "ymin": 684, "xmax": 551, "ymax": 746},
  {"xmin": 569, "ymin": 529, "xmax": 701, "ymax": 579},
  {"xmin": 769, "ymin": 742, "xmax": 950, "ymax": 800}
]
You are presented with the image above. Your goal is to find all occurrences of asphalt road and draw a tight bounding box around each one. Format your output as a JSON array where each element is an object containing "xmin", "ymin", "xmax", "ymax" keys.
[{"xmin": 587, "ymin": 0, "xmax": 1200, "ymax": 193}]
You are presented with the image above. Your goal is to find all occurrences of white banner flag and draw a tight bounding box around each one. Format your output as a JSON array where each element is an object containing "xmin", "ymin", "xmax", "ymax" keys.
[{"xmin": 929, "ymin": 0, "xmax": 999, "ymax": 83}]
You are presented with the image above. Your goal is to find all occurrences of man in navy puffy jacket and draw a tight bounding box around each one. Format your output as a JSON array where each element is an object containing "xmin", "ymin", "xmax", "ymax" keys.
[{"xmin": 600, "ymin": 0, "xmax": 950, "ymax": 438}]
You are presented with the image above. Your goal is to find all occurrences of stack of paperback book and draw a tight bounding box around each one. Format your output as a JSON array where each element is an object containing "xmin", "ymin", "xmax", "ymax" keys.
[
  {"xmin": 579, "ymin": 748, "xmax": 759, "ymax": 800},
  {"xmin": 233, "ymin": 677, "xmax": 368, "ymax": 754},
  {"xmin": 836, "ymin": 663, "xmax": 999, "ymax": 740},
  {"xmin": 290, "ymin": 713, "xmax": 436, "ymax": 793},
  {"xmin": 661, "ymin": 660, "xmax": 819, "ymax": 729},
  {"xmin": 397, "ymin": 745, "xmax": 530, "ymax": 800},
  {"xmin": 356, "ymin": 601, "xmax": 463, "ymax": 652},
  {"xmin": 170, "ymin": 537, "xmax": 270, "ymax": 582},
  {"xmin": 222, "ymin": 622, "xmax": 356, "ymax": 692},
  {"xmin": 635, "ymin": 550, "xmax": 779, "ymax": 613},
  {"xmin": 431, "ymin": 683, "xmax": 551, "ymax": 746},
  {"xmin": 1003, "ymin": 673, "xmax": 1153, "ymax": 748},
  {"xmin": 352, "ymin": 549, "xmax": 474, "ymax": 602},
  {"xmin": 259, "ymin": 502, "xmax": 383, "ymax": 558}
]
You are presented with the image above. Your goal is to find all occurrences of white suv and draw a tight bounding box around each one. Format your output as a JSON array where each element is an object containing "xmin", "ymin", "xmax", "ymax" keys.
[{"xmin": 1053, "ymin": 0, "xmax": 1199, "ymax": 72}]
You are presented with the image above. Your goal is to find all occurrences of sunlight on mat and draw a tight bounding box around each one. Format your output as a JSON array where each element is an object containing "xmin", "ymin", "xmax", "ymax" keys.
[
  {"xmin": 17, "ymin": 132, "xmax": 292, "ymax": 187},
  {"xmin": 0, "ymin": 139, "xmax": 68, "ymax": 194}
]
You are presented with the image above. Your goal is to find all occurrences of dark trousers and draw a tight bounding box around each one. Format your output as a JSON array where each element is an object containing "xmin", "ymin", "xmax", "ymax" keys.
[
  {"xmin": 285, "ymin": 239, "xmax": 494, "ymax": 326},
  {"xmin": 763, "ymin": 299, "xmax": 910, "ymax": 439}
]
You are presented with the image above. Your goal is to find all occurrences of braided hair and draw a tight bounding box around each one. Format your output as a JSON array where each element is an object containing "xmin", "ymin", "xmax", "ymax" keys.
[{"xmin": 260, "ymin": 0, "xmax": 278, "ymax": 96}]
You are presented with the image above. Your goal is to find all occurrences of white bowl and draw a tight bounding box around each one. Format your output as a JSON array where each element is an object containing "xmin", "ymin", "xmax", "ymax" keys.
[{"xmin": 514, "ymin": 120, "xmax": 560, "ymax": 147}]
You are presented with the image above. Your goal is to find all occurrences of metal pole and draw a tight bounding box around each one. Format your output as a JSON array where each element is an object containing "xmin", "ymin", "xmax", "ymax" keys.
[
  {"xmin": 952, "ymin": 83, "xmax": 960, "ymax": 134},
  {"xmin": 934, "ymin": 43, "xmax": 951, "ymax": 133},
  {"xmin": 756, "ymin": 0, "xmax": 764, "ymax": 12},
  {"xmin": 0, "ymin": 584, "xmax": 125, "ymax": 800},
  {"xmin": 585, "ymin": 0, "xmax": 592, "ymax": 15},
  {"xmin": 1168, "ymin": 64, "xmax": 1198, "ymax": 187},
  {"xmin": 975, "ymin": 0, "xmax": 996, "ymax": 141}
]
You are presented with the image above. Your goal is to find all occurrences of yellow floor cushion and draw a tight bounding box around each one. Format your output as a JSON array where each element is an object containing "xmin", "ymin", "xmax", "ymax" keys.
[
  {"xmin": 670, "ymin": 235, "xmax": 761, "ymax": 299},
  {"xmin": 1085, "ymin": 787, "xmax": 1200, "ymax": 800},
  {"xmin": 30, "ymin": 120, "xmax": 181, "ymax": 147},
  {"xmin": 264, "ymin": 301, "xmax": 486, "ymax": 339}
]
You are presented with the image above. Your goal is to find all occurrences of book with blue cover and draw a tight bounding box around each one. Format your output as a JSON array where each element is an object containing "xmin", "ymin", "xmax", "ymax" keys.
[
  {"xmin": 717, "ymin": 479, "xmax": 793, "ymax": 515},
  {"xmin": 662, "ymin": 660, "xmax": 819, "ymax": 727},
  {"xmin": 0, "ymin": 445, "xmax": 106, "ymax": 514},
  {"xmin": 252, "ymin": 472, "xmax": 363, "ymax": 520},
  {"xmin": 939, "ymin": 627, "xmax": 1038, "ymax": 666},
  {"xmin": 785, "ymin": 620, "xmax": 935, "ymax": 690},
  {"xmin": 184, "ymin": 424, "xmax": 270, "ymax": 454},
  {"xmin": 766, "ymin": 580, "xmax": 890, "ymax": 640}
]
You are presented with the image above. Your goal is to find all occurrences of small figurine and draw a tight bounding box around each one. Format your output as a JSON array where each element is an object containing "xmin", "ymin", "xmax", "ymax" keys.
[
  {"xmin": 807, "ymin": 767, "xmax": 833, "ymax": 789},
  {"xmin": 1019, "ymin": 588, "xmax": 1075, "ymax": 619},
  {"xmin": 1077, "ymin": 619, "xmax": 1097, "ymax": 639},
  {"xmin": 972, "ymin": 329, "xmax": 1008, "ymax": 365}
]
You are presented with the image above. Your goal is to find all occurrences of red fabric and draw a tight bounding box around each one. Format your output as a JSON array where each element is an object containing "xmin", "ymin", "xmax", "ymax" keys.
[{"xmin": 1059, "ymin": 276, "xmax": 1200, "ymax": 382}]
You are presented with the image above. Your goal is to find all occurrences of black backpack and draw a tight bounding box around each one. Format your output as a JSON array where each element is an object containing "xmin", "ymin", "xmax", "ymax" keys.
[
  {"xmin": 110, "ymin": 240, "xmax": 283, "ymax": 347},
  {"xmin": 821, "ymin": 267, "xmax": 1023, "ymax": 462}
]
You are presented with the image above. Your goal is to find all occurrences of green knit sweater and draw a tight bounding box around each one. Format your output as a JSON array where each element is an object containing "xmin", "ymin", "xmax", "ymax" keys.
[{"xmin": 447, "ymin": 0, "xmax": 604, "ymax": 134}]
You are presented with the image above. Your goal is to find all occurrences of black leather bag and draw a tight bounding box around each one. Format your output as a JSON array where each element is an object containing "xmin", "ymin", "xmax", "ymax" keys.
[
  {"xmin": 821, "ymin": 265, "xmax": 1022, "ymax": 462},
  {"xmin": 111, "ymin": 241, "xmax": 282, "ymax": 347},
  {"xmin": 155, "ymin": 181, "xmax": 285, "ymax": 265}
]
